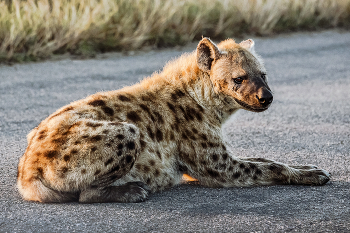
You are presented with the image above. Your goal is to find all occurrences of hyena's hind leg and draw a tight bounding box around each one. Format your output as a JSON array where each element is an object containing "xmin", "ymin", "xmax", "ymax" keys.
[
  {"xmin": 18, "ymin": 121, "xmax": 149, "ymax": 203},
  {"xmin": 78, "ymin": 122, "xmax": 150, "ymax": 203}
]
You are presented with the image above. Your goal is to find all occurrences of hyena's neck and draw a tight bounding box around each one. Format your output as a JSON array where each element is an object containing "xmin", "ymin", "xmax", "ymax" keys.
[
  {"xmin": 184, "ymin": 72, "xmax": 240, "ymax": 125},
  {"xmin": 159, "ymin": 52, "xmax": 239, "ymax": 125}
]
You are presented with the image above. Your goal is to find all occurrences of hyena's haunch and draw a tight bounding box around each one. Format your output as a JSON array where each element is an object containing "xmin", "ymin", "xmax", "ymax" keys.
[{"xmin": 17, "ymin": 38, "xmax": 330, "ymax": 203}]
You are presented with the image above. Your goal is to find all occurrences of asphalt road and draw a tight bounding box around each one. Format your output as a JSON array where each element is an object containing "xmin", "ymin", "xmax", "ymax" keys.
[{"xmin": 1, "ymin": 30, "xmax": 349, "ymax": 232}]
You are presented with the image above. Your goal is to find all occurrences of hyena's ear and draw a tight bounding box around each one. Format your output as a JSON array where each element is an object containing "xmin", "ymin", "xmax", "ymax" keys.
[
  {"xmin": 239, "ymin": 39, "xmax": 255, "ymax": 52},
  {"xmin": 197, "ymin": 38, "xmax": 221, "ymax": 72}
]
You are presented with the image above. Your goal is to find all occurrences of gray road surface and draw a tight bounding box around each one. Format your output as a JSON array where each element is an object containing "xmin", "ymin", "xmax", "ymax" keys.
[{"xmin": 0, "ymin": 30, "xmax": 349, "ymax": 232}]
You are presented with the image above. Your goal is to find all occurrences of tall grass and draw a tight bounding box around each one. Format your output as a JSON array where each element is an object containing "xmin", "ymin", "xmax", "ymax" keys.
[{"xmin": 1, "ymin": 0, "xmax": 350, "ymax": 62}]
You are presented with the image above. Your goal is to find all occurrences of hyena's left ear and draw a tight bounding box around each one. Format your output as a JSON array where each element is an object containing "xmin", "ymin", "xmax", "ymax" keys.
[
  {"xmin": 239, "ymin": 39, "xmax": 255, "ymax": 52},
  {"xmin": 197, "ymin": 38, "xmax": 221, "ymax": 72}
]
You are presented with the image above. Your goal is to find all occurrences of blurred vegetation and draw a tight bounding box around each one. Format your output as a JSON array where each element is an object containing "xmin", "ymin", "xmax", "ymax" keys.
[{"xmin": 1, "ymin": 0, "xmax": 350, "ymax": 62}]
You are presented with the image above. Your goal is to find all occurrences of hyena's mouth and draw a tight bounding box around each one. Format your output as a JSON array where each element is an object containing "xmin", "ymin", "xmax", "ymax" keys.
[{"xmin": 233, "ymin": 98, "xmax": 268, "ymax": 113}]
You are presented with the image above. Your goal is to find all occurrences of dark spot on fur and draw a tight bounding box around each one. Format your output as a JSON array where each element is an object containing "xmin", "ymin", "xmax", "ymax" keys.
[
  {"xmin": 207, "ymin": 168, "xmax": 219, "ymax": 178},
  {"xmin": 200, "ymin": 134, "xmax": 207, "ymax": 141},
  {"xmin": 147, "ymin": 127, "xmax": 155, "ymax": 140},
  {"xmin": 109, "ymin": 122, "xmax": 122, "ymax": 126},
  {"xmin": 189, "ymin": 107, "xmax": 202, "ymax": 121},
  {"xmin": 105, "ymin": 158, "xmax": 114, "ymax": 166},
  {"xmin": 167, "ymin": 102, "xmax": 176, "ymax": 113},
  {"xmin": 129, "ymin": 128, "xmax": 136, "ymax": 134},
  {"xmin": 61, "ymin": 167, "xmax": 68, "ymax": 173},
  {"xmin": 233, "ymin": 172, "xmax": 241, "ymax": 179},
  {"xmin": 178, "ymin": 164, "xmax": 187, "ymax": 172},
  {"xmin": 141, "ymin": 93, "xmax": 156, "ymax": 102},
  {"xmin": 139, "ymin": 104, "xmax": 151, "ymax": 113},
  {"xmin": 182, "ymin": 132, "xmax": 190, "ymax": 140},
  {"xmin": 244, "ymin": 168, "xmax": 250, "ymax": 174},
  {"xmin": 212, "ymin": 154, "xmax": 219, "ymax": 162},
  {"xmin": 117, "ymin": 151, "xmax": 123, "ymax": 156},
  {"xmin": 37, "ymin": 130, "xmax": 47, "ymax": 140},
  {"xmin": 90, "ymin": 135, "xmax": 102, "ymax": 142},
  {"xmin": 82, "ymin": 135, "xmax": 89, "ymax": 139},
  {"xmin": 170, "ymin": 132, "xmax": 175, "ymax": 141},
  {"xmin": 88, "ymin": 99, "xmax": 106, "ymax": 106},
  {"xmin": 156, "ymin": 129, "xmax": 163, "ymax": 141},
  {"xmin": 185, "ymin": 129, "xmax": 195, "ymax": 140},
  {"xmin": 135, "ymin": 164, "xmax": 142, "ymax": 171},
  {"xmin": 116, "ymin": 134, "xmax": 124, "ymax": 140},
  {"xmin": 86, "ymin": 122, "xmax": 103, "ymax": 128},
  {"xmin": 126, "ymin": 141, "xmax": 135, "ymax": 150},
  {"xmin": 139, "ymin": 104, "xmax": 155, "ymax": 121},
  {"xmin": 127, "ymin": 111, "xmax": 141, "ymax": 122},
  {"xmin": 171, "ymin": 90, "xmax": 185, "ymax": 101},
  {"xmin": 70, "ymin": 149, "xmax": 78, "ymax": 155},
  {"xmin": 149, "ymin": 160, "xmax": 156, "ymax": 166},
  {"xmin": 52, "ymin": 137, "xmax": 68, "ymax": 145},
  {"xmin": 106, "ymin": 143, "xmax": 112, "ymax": 147},
  {"xmin": 94, "ymin": 170, "xmax": 101, "ymax": 176},
  {"xmin": 156, "ymin": 151, "xmax": 162, "ymax": 160},
  {"xmin": 118, "ymin": 95, "xmax": 131, "ymax": 102},
  {"xmin": 201, "ymin": 142, "xmax": 207, "ymax": 149},
  {"xmin": 192, "ymin": 128, "xmax": 198, "ymax": 134},
  {"xmin": 37, "ymin": 167, "xmax": 43, "ymax": 176},
  {"xmin": 269, "ymin": 163, "xmax": 284, "ymax": 175},
  {"xmin": 256, "ymin": 169, "xmax": 262, "ymax": 175},
  {"xmin": 222, "ymin": 153, "xmax": 228, "ymax": 160},
  {"xmin": 154, "ymin": 169, "xmax": 160, "ymax": 177},
  {"xmin": 102, "ymin": 106, "xmax": 114, "ymax": 116},
  {"xmin": 228, "ymin": 166, "xmax": 233, "ymax": 171},
  {"xmin": 44, "ymin": 150, "xmax": 58, "ymax": 160},
  {"xmin": 63, "ymin": 155, "xmax": 70, "ymax": 162},
  {"xmin": 126, "ymin": 155, "xmax": 133, "ymax": 163},
  {"xmin": 102, "ymin": 130, "xmax": 109, "ymax": 134},
  {"xmin": 81, "ymin": 169, "xmax": 86, "ymax": 174},
  {"xmin": 154, "ymin": 111, "xmax": 164, "ymax": 124},
  {"xmin": 178, "ymin": 106, "xmax": 189, "ymax": 121},
  {"xmin": 117, "ymin": 143, "xmax": 123, "ymax": 150},
  {"xmin": 140, "ymin": 140, "xmax": 146, "ymax": 151},
  {"xmin": 208, "ymin": 142, "xmax": 219, "ymax": 147},
  {"xmin": 250, "ymin": 163, "xmax": 257, "ymax": 170},
  {"xmin": 143, "ymin": 165, "xmax": 150, "ymax": 173},
  {"xmin": 222, "ymin": 144, "xmax": 226, "ymax": 150},
  {"xmin": 74, "ymin": 140, "xmax": 81, "ymax": 145},
  {"xmin": 253, "ymin": 175, "xmax": 258, "ymax": 180},
  {"xmin": 239, "ymin": 163, "xmax": 245, "ymax": 169}
]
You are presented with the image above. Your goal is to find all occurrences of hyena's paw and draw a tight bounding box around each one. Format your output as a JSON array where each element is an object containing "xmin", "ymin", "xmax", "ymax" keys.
[
  {"xmin": 79, "ymin": 182, "xmax": 150, "ymax": 203},
  {"xmin": 294, "ymin": 169, "xmax": 331, "ymax": 186},
  {"xmin": 119, "ymin": 182, "xmax": 151, "ymax": 203},
  {"xmin": 289, "ymin": 164, "xmax": 318, "ymax": 170}
]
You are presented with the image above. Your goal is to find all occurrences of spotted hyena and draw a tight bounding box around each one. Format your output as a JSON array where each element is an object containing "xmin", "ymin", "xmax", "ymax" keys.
[{"xmin": 17, "ymin": 38, "xmax": 330, "ymax": 203}]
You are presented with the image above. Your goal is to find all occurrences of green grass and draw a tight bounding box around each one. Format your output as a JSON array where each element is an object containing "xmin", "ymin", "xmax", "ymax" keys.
[{"xmin": 1, "ymin": 0, "xmax": 350, "ymax": 62}]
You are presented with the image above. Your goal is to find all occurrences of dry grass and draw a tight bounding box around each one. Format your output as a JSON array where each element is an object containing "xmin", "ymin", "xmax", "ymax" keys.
[{"xmin": 1, "ymin": 0, "xmax": 350, "ymax": 62}]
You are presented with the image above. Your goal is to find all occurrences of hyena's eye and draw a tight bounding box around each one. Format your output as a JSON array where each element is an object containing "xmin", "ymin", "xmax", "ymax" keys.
[
  {"xmin": 261, "ymin": 74, "xmax": 267, "ymax": 80},
  {"xmin": 233, "ymin": 77, "xmax": 244, "ymax": 84}
]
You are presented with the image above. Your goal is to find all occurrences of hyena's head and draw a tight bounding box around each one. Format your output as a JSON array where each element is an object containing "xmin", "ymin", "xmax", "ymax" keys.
[{"xmin": 197, "ymin": 37, "xmax": 273, "ymax": 113}]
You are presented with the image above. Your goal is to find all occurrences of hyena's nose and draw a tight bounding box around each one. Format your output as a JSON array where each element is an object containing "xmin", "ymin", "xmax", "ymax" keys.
[{"xmin": 256, "ymin": 90, "xmax": 273, "ymax": 107}]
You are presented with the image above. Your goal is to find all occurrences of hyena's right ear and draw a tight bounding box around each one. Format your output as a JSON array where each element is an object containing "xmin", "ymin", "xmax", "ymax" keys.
[{"xmin": 197, "ymin": 38, "xmax": 221, "ymax": 73}]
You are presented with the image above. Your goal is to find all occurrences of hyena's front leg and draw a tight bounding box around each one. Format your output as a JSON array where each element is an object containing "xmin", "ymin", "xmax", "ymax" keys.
[{"xmin": 179, "ymin": 140, "xmax": 330, "ymax": 187}]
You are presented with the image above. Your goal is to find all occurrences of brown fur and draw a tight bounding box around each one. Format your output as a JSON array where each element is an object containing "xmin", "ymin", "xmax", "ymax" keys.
[{"xmin": 17, "ymin": 38, "xmax": 330, "ymax": 203}]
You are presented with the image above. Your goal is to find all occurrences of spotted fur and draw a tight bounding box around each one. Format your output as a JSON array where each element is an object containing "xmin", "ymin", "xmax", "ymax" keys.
[{"xmin": 17, "ymin": 38, "xmax": 330, "ymax": 203}]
